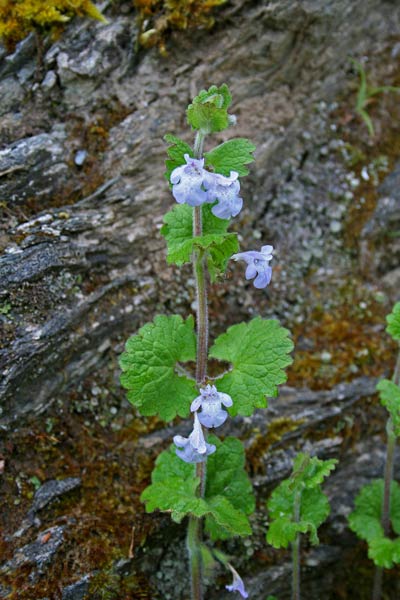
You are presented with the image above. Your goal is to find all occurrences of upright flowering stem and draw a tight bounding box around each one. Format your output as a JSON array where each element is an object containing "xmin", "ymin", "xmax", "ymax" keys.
[
  {"xmin": 187, "ymin": 515, "xmax": 203, "ymax": 600},
  {"xmin": 372, "ymin": 350, "xmax": 400, "ymax": 600},
  {"xmin": 188, "ymin": 131, "xmax": 208, "ymax": 600},
  {"xmin": 292, "ymin": 488, "xmax": 302, "ymax": 600}
]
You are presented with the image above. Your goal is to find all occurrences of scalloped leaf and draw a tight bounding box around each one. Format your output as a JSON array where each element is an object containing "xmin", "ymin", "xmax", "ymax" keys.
[
  {"xmin": 386, "ymin": 302, "xmax": 400, "ymax": 342},
  {"xmin": 377, "ymin": 379, "xmax": 400, "ymax": 436},
  {"xmin": 164, "ymin": 134, "xmax": 193, "ymax": 182},
  {"xmin": 205, "ymin": 436, "xmax": 255, "ymax": 540},
  {"xmin": 267, "ymin": 483, "xmax": 330, "ymax": 548},
  {"xmin": 187, "ymin": 84, "xmax": 233, "ymax": 133},
  {"xmin": 290, "ymin": 453, "xmax": 338, "ymax": 491},
  {"xmin": 119, "ymin": 315, "xmax": 197, "ymax": 421},
  {"xmin": 205, "ymin": 138, "xmax": 256, "ymax": 177},
  {"xmin": 141, "ymin": 438, "xmax": 253, "ymax": 539},
  {"xmin": 348, "ymin": 480, "xmax": 400, "ymax": 546},
  {"xmin": 368, "ymin": 536, "xmax": 400, "ymax": 569},
  {"xmin": 209, "ymin": 318, "xmax": 294, "ymax": 416},
  {"xmin": 161, "ymin": 203, "xmax": 236, "ymax": 278}
]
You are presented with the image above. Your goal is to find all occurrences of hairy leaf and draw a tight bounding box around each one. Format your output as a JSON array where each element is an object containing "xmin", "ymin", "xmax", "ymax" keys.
[
  {"xmin": 141, "ymin": 439, "xmax": 253, "ymax": 539},
  {"xmin": 187, "ymin": 84, "xmax": 233, "ymax": 133},
  {"xmin": 348, "ymin": 480, "xmax": 400, "ymax": 546},
  {"xmin": 209, "ymin": 318, "xmax": 294, "ymax": 416},
  {"xmin": 205, "ymin": 436, "xmax": 255, "ymax": 540},
  {"xmin": 290, "ymin": 453, "xmax": 338, "ymax": 491},
  {"xmin": 368, "ymin": 536, "xmax": 400, "ymax": 569},
  {"xmin": 205, "ymin": 138, "xmax": 256, "ymax": 177},
  {"xmin": 267, "ymin": 481, "xmax": 331, "ymax": 548},
  {"xmin": 386, "ymin": 302, "xmax": 400, "ymax": 342},
  {"xmin": 119, "ymin": 315, "xmax": 197, "ymax": 421},
  {"xmin": 377, "ymin": 379, "xmax": 400, "ymax": 436},
  {"xmin": 161, "ymin": 204, "xmax": 236, "ymax": 278},
  {"xmin": 164, "ymin": 134, "xmax": 193, "ymax": 182}
]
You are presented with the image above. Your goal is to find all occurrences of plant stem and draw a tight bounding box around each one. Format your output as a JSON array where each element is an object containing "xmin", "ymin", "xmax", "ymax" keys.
[
  {"xmin": 188, "ymin": 130, "xmax": 208, "ymax": 600},
  {"xmin": 193, "ymin": 242, "xmax": 208, "ymax": 385},
  {"xmin": 187, "ymin": 516, "xmax": 203, "ymax": 600},
  {"xmin": 372, "ymin": 350, "xmax": 400, "ymax": 600},
  {"xmin": 292, "ymin": 488, "xmax": 302, "ymax": 600}
]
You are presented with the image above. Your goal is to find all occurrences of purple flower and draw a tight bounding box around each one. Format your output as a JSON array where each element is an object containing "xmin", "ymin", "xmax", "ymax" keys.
[
  {"xmin": 231, "ymin": 245, "xmax": 273, "ymax": 289},
  {"xmin": 170, "ymin": 154, "xmax": 209, "ymax": 207},
  {"xmin": 205, "ymin": 171, "xmax": 243, "ymax": 219},
  {"xmin": 190, "ymin": 384, "xmax": 233, "ymax": 428},
  {"xmin": 226, "ymin": 564, "xmax": 249, "ymax": 598},
  {"xmin": 173, "ymin": 412, "xmax": 216, "ymax": 463}
]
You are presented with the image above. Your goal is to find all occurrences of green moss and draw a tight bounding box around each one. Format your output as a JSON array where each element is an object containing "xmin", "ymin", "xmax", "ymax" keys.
[{"xmin": 0, "ymin": 0, "xmax": 106, "ymax": 52}]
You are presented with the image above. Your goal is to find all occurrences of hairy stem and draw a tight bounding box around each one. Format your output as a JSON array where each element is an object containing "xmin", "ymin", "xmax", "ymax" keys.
[
  {"xmin": 187, "ymin": 516, "xmax": 203, "ymax": 600},
  {"xmin": 193, "ymin": 242, "xmax": 208, "ymax": 384},
  {"xmin": 188, "ymin": 130, "xmax": 208, "ymax": 600},
  {"xmin": 372, "ymin": 349, "xmax": 400, "ymax": 600},
  {"xmin": 292, "ymin": 489, "xmax": 302, "ymax": 600}
]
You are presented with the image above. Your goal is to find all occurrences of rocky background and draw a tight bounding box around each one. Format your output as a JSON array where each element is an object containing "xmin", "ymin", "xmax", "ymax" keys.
[{"xmin": 1, "ymin": 0, "xmax": 400, "ymax": 598}]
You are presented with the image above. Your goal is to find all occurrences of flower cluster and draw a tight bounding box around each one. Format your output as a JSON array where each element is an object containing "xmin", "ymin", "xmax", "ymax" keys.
[
  {"xmin": 174, "ymin": 385, "xmax": 232, "ymax": 464},
  {"xmin": 170, "ymin": 155, "xmax": 274, "ymax": 289},
  {"xmin": 171, "ymin": 154, "xmax": 242, "ymax": 219}
]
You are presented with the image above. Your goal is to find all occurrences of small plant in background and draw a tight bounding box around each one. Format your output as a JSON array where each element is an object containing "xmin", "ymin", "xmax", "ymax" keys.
[
  {"xmin": 349, "ymin": 303, "xmax": 400, "ymax": 600},
  {"xmin": 119, "ymin": 84, "xmax": 294, "ymax": 599},
  {"xmin": 266, "ymin": 453, "xmax": 337, "ymax": 600},
  {"xmin": 351, "ymin": 58, "xmax": 400, "ymax": 138},
  {"xmin": 0, "ymin": 0, "xmax": 107, "ymax": 73}
]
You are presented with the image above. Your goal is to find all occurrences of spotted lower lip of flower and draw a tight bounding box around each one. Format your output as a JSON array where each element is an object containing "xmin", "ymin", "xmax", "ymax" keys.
[
  {"xmin": 190, "ymin": 384, "xmax": 233, "ymax": 428},
  {"xmin": 231, "ymin": 244, "xmax": 273, "ymax": 289},
  {"xmin": 170, "ymin": 153, "xmax": 209, "ymax": 206},
  {"xmin": 173, "ymin": 412, "xmax": 216, "ymax": 463},
  {"xmin": 204, "ymin": 171, "xmax": 243, "ymax": 219},
  {"xmin": 225, "ymin": 564, "xmax": 249, "ymax": 598}
]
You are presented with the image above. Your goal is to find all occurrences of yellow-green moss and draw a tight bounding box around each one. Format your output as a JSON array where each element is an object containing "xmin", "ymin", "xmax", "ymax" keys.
[{"xmin": 0, "ymin": 0, "xmax": 107, "ymax": 51}]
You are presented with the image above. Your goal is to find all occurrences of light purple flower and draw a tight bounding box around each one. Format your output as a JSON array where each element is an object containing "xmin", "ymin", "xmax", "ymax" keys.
[
  {"xmin": 231, "ymin": 245, "xmax": 274, "ymax": 289},
  {"xmin": 190, "ymin": 384, "xmax": 233, "ymax": 428},
  {"xmin": 173, "ymin": 412, "xmax": 216, "ymax": 463},
  {"xmin": 205, "ymin": 171, "xmax": 243, "ymax": 219},
  {"xmin": 170, "ymin": 154, "xmax": 209, "ymax": 206},
  {"xmin": 226, "ymin": 564, "xmax": 249, "ymax": 598}
]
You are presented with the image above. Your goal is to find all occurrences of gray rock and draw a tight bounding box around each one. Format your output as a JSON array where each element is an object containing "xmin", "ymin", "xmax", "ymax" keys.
[
  {"xmin": 13, "ymin": 477, "xmax": 81, "ymax": 537},
  {"xmin": 1, "ymin": 525, "xmax": 65, "ymax": 573},
  {"xmin": 61, "ymin": 575, "xmax": 91, "ymax": 600},
  {"xmin": 361, "ymin": 161, "xmax": 400, "ymax": 277},
  {"xmin": 0, "ymin": 127, "xmax": 69, "ymax": 205}
]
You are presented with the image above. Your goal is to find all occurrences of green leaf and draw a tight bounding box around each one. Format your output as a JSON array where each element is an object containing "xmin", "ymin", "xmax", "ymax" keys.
[
  {"xmin": 141, "ymin": 438, "xmax": 253, "ymax": 539},
  {"xmin": 187, "ymin": 84, "xmax": 233, "ymax": 133},
  {"xmin": 140, "ymin": 445, "xmax": 204, "ymax": 523},
  {"xmin": 119, "ymin": 315, "xmax": 197, "ymax": 421},
  {"xmin": 209, "ymin": 318, "xmax": 294, "ymax": 416},
  {"xmin": 161, "ymin": 204, "xmax": 237, "ymax": 278},
  {"xmin": 267, "ymin": 481, "xmax": 331, "ymax": 548},
  {"xmin": 348, "ymin": 480, "xmax": 400, "ymax": 547},
  {"xmin": 377, "ymin": 379, "xmax": 400, "ymax": 435},
  {"xmin": 205, "ymin": 138, "xmax": 256, "ymax": 177},
  {"xmin": 206, "ymin": 495, "xmax": 252, "ymax": 538},
  {"xmin": 290, "ymin": 453, "xmax": 338, "ymax": 491},
  {"xmin": 164, "ymin": 134, "xmax": 193, "ymax": 182},
  {"xmin": 386, "ymin": 302, "xmax": 400, "ymax": 342},
  {"xmin": 205, "ymin": 436, "xmax": 255, "ymax": 540},
  {"xmin": 267, "ymin": 517, "xmax": 308, "ymax": 548},
  {"xmin": 368, "ymin": 536, "xmax": 400, "ymax": 569}
]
